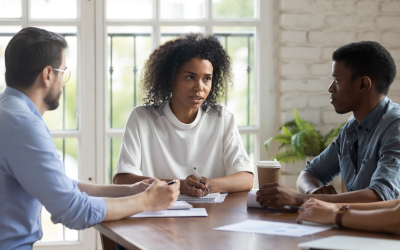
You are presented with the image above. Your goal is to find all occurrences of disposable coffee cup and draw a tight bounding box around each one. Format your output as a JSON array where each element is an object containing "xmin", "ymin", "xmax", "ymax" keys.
[{"xmin": 257, "ymin": 160, "xmax": 281, "ymax": 188}]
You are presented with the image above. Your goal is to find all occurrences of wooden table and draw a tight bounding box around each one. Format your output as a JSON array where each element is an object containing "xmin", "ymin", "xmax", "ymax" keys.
[{"xmin": 94, "ymin": 192, "xmax": 400, "ymax": 250}]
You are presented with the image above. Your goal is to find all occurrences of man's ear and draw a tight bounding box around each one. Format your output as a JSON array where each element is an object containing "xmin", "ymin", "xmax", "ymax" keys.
[
  {"xmin": 38, "ymin": 66, "xmax": 53, "ymax": 88},
  {"xmin": 359, "ymin": 76, "xmax": 372, "ymax": 93}
]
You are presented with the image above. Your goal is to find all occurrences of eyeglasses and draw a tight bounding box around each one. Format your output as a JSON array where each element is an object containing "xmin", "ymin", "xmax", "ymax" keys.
[{"xmin": 54, "ymin": 68, "xmax": 71, "ymax": 83}]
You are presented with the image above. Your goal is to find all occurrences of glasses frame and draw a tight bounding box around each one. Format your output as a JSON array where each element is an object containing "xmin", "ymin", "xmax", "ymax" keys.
[{"xmin": 54, "ymin": 68, "xmax": 71, "ymax": 83}]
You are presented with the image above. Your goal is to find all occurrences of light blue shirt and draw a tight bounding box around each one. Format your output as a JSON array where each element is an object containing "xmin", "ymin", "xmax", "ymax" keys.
[
  {"xmin": 306, "ymin": 97, "xmax": 400, "ymax": 200},
  {"xmin": 0, "ymin": 87, "xmax": 106, "ymax": 250}
]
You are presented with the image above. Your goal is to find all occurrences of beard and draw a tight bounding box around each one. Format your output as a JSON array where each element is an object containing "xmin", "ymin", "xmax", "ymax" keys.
[{"xmin": 44, "ymin": 87, "xmax": 62, "ymax": 111}]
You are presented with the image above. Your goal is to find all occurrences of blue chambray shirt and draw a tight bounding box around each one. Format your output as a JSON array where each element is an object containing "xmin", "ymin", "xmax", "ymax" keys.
[
  {"xmin": 0, "ymin": 87, "xmax": 106, "ymax": 250},
  {"xmin": 305, "ymin": 97, "xmax": 400, "ymax": 201}
]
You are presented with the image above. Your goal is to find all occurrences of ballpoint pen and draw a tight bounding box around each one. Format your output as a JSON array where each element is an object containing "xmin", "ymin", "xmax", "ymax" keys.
[
  {"xmin": 193, "ymin": 167, "xmax": 210, "ymax": 192},
  {"xmin": 283, "ymin": 205, "xmax": 304, "ymax": 211},
  {"xmin": 167, "ymin": 180, "xmax": 177, "ymax": 185}
]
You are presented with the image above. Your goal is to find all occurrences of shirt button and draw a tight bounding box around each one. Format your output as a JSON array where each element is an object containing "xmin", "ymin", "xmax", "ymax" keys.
[{"xmin": 358, "ymin": 126, "xmax": 362, "ymax": 130}]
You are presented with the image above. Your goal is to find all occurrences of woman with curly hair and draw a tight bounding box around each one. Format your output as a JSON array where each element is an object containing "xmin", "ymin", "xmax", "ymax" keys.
[{"xmin": 113, "ymin": 33, "xmax": 254, "ymax": 197}]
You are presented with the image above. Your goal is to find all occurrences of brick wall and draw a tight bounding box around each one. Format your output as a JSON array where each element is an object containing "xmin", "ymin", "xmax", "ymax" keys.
[{"xmin": 276, "ymin": 0, "xmax": 400, "ymax": 189}]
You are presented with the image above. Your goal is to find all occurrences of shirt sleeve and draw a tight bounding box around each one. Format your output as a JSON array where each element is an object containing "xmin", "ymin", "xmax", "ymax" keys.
[
  {"xmin": 223, "ymin": 111, "xmax": 254, "ymax": 176},
  {"xmin": 304, "ymin": 132, "xmax": 342, "ymax": 185},
  {"xmin": 113, "ymin": 109, "xmax": 143, "ymax": 179},
  {"xmin": 4, "ymin": 121, "xmax": 106, "ymax": 230},
  {"xmin": 368, "ymin": 118, "xmax": 400, "ymax": 201}
]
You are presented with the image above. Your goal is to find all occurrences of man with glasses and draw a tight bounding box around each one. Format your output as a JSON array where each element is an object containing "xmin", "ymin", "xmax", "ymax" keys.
[{"xmin": 0, "ymin": 27, "xmax": 180, "ymax": 249}]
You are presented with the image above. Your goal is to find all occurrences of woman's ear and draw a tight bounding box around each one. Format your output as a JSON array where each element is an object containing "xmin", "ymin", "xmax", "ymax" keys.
[{"xmin": 359, "ymin": 76, "xmax": 372, "ymax": 93}]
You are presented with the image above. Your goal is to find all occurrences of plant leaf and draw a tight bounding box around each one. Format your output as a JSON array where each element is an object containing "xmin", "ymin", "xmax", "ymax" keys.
[
  {"xmin": 273, "ymin": 150, "xmax": 304, "ymax": 163},
  {"xmin": 281, "ymin": 125, "xmax": 293, "ymax": 137},
  {"xmin": 294, "ymin": 108, "xmax": 315, "ymax": 131},
  {"xmin": 264, "ymin": 134, "xmax": 291, "ymax": 151}
]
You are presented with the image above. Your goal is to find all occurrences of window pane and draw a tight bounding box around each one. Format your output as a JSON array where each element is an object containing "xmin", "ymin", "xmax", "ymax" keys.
[
  {"xmin": 0, "ymin": 26, "xmax": 21, "ymax": 93},
  {"xmin": 214, "ymin": 27, "xmax": 255, "ymax": 126},
  {"xmin": 108, "ymin": 137, "xmax": 122, "ymax": 184},
  {"xmin": 213, "ymin": 0, "xmax": 255, "ymax": 19},
  {"xmin": 107, "ymin": 26, "xmax": 152, "ymax": 129},
  {"xmin": 41, "ymin": 26, "xmax": 77, "ymax": 130},
  {"xmin": 160, "ymin": 0, "xmax": 205, "ymax": 19},
  {"xmin": 0, "ymin": 0, "xmax": 21, "ymax": 18},
  {"xmin": 240, "ymin": 133, "xmax": 254, "ymax": 168},
  {"xmin": 30, "ymin": 0, "xmax": 77, "ymax": 19},
  {"xmin": 160, "ymin": 26, "xmax": 205, "ymax": 44},
  {"xmin": 107, "ymin": 0, "xmax": 153, "ymax": 20},
  {"xmin": 40, "ymin": 137, "xmax": 79, "ymax": 242}
]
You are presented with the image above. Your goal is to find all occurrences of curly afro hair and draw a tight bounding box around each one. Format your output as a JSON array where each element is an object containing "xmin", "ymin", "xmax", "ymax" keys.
[
  {"xmin": 332, "ymin": 41, "xmax": 396, "ymax": 95},
  {"xmin": 141, "ymin": 33, "xmax": 232, "ymax": 115}
]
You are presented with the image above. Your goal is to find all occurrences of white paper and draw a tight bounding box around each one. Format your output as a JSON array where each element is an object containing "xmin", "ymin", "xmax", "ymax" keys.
[
  {"xmin": 131, "ymin": 208, "xmax": 208, "ymax": 218},
  {"xmin": 178, "ymin": 193, "xmax": 227, "ymax": 203},
  {"xmin": 168, "ymin": 201, "xmax": 193, "ymax": 210},
  {"xmin": 246, "ymin": 189, "xmax": 262, "ymax": 208},
  {"xmin": 214, "ymin": 219, "xmax": 331, "ymax": 237}
]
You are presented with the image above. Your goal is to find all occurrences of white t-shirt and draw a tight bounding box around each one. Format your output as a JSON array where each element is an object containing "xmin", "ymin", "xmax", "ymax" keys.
[{"xmin": 113, "ymin": 103, "xmax": 253, "ymax": 180}]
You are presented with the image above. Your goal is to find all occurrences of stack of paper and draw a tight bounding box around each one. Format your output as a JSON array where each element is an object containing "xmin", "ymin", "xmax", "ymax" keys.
[{"xmin": 178, "ymin": 193, "xmax": 228, "ymax": 203}]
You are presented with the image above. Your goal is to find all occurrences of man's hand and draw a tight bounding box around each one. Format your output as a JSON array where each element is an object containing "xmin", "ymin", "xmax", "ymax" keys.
[
  {"xmin": 142, "ymin": 180, "xmax": 180, "ymax": 212},
  {"xmin": 256, "ymin": 183, "xmax": 304, "ymax": 208},
  {"xmin": 180, "ymin": 175, "xmax": 210, "ymax": 197},
  {"xmin": 307, "ymin": 185, "xmax": 337, "ymax": 195},
  {"xmin": 296, "ymin": 198, "xmax": 339, "ymax": 225},
  {"xmin": 130, "ymin": 178, "xmax": 158, "ymax": 194}
]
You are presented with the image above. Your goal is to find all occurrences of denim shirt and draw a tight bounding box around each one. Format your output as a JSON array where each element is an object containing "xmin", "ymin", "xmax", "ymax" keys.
[
  {"xmin": 0, "ymin": 87, "xmax": 106, "ymax": 249},
  {"xmin": 305, "ymin": 97, "xmax": 400, "ymax": 201}
]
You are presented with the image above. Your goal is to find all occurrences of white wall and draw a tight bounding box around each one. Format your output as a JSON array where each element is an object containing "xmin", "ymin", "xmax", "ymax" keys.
[{"xmin": 275, "ymin": 0, "xmax": 400, "ymax": 189}]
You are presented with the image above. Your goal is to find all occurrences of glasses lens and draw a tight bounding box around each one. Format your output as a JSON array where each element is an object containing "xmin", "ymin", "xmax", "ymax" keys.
[{"xmin": 63, "ymin": 70, "xmax": 71, "ymax": 83}]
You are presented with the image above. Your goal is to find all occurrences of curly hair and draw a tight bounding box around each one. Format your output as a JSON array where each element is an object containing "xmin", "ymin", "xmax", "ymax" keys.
[
  {"xmin": 332, "ymin": 41, "xmax": 396, "ymax": 95},
  {"xmin": 141, "ymin": 33, "xmax": 232, "ymax": 115}
]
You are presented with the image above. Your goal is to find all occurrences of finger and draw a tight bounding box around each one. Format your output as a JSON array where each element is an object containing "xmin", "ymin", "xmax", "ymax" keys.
[
  {"xmin": 186, "ymin": 178, "xmax": 205, "ymax": 189},
  {"xmin": 256, "ymin": 187, "xmax": 278, "ymax": 197},
  {"xmin": 188, "ymin": 174, "xmax": 200, "ymax": 182}
]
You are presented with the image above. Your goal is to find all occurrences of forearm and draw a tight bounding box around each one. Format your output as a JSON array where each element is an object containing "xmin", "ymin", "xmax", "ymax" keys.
[
  {"xmin": 77, "ymin": 181, "xmax": 135, "ymax": 198},
  {"xmin": 113, "ymin": 173, "xmax": 150, "ymax": 184},
  {"xmin": 342, "ymin": 206, "xmax": 400, "ymax": 234},
  {"xmin": 304, "ymin": 189, "xmax": 382, "ymax": 204},
  {"xmin": 296, "ymin": 171, "xmax": 322, "ymax": 194},
  {"xmin": 331, "ymin": 199, "xmax": 400, "ymax": 210},
  {"xmin": 103, "ymin": 193, "xmax": 148, "ymax": 221},
  {"xmin": 209, "ymin": 172, "xmax": 253, "ymax": 193}
]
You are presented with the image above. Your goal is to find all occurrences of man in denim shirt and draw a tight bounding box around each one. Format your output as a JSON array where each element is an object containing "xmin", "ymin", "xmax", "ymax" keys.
[{"xmin": 257, "ymin": 41, "xmax": 398, "ymax": 208}]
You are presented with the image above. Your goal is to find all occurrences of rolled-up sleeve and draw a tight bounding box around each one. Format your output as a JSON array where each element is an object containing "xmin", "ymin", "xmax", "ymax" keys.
[
  {"xmin": 304, "ymin": 134, "xmax": 342, "ymax": 186},
  {"xmin": 5, "ymin": 121, "xmax": 106, "ymax": 230},
  {"xmin": 368, "ymin": 119, "xmax": 400, "ymax": 201}
]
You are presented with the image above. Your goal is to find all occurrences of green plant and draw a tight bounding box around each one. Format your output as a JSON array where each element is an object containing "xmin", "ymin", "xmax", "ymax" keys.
[{"xmin": 264, "ymin": 108, "xmax": 345, "ymax": 163}]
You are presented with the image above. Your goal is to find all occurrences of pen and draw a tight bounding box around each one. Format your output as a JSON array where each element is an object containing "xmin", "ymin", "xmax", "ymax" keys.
[
  {"xmin": 193, "ymin": 167, "xmax": 210, "ymax": 192},
  {"xmin": 167, "ymin": 180, "xmax": 177, "ymax": 185},
  {"xmin": 283, "ymin": 205, "xmax": 304, "ymax": 211}
]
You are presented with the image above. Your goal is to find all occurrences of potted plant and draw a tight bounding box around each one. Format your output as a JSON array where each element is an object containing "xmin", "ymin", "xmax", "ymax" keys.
[{"xmin": 264, "ymin": 108, "xmax": 344, "ymax": 163}]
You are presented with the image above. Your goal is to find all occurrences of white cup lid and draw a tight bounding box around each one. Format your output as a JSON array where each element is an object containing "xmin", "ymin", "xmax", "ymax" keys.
[{"xmin": 257, "ymin": 160, "xmax": 281, "ymax": 168}]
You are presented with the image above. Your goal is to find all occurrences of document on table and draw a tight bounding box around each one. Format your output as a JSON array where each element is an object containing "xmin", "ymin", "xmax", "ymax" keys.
[
  {"xmin": 178, "ymin": 193, "xmax": 228, "ymax": 203},
  {"xmin": 246, "ymin": 189, "xmax": 262, "ymax": 208},
  {"xmin": 131, "ymin": 208, "xmax": 208, "ymax": 218},
  {"xmin": 214, "ymin": 219, "xmax": 331, "ymax": 237}
]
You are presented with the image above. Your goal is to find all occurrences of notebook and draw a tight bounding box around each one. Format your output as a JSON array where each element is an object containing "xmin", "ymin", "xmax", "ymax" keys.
[
  {"xmin": 178, "ymin": 193, "xmax": 225, "ymax": 203},
  {"xmin": 298, "ymin": 236, "xmax": 400, "ymax": 250}
]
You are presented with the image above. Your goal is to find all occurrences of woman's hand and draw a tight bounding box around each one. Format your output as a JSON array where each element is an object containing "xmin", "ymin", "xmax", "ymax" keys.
[
  {"xmin": 180, "ymin": 175, "xmax": 211, "ymax": 197},
  {"xmin": 142, "ymin": 180, "xmax": 180, "ymax": 212},
  {"xmin": 296, "ymin": 198, "xmax": 339, "ymax": 225},
  {"xmin": 131, "ymin": 178, "xmax": 158, "ymax": 194}
]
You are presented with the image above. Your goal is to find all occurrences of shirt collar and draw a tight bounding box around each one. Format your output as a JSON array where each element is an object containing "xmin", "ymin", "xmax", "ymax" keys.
[
  {"xmin": 346, "ymin": 97, "xmax": 389, "ymax": 134},
  {"xmin": 3, "ymin": 86, "xmax": 42, "ymax": 119}
]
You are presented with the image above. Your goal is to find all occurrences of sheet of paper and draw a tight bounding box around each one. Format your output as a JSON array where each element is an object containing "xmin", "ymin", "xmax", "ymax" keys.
[
  {"xmin": 178, "ymin": 193, "xmax": 227, "ymax": 203},
  {"xmin": 246, "ymin": 189, "xmax": 262, "ymax": 208},
  {"xmin": 168, "ymin": 201, "xmax": 193, "ymax": 210},
  {"xmin": 214, "ymin": 219, "xmax": 331, "ymax": 237},
  {"xmin": 131, "ymin": 208, "xmax": 208, "ymax": 218}
]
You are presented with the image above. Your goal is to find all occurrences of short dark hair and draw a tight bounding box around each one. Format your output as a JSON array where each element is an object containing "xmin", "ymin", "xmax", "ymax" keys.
[
  {"xmin": 332, "ymin": 41, "xmax": 396, "ymax": 95},
  {"xmin": 5, "ymin": 27, "xmax": 68, "ymax": 89},
  {"xmin": 141, "ymin": 33, "xmax": 232, "ymax": 114}
]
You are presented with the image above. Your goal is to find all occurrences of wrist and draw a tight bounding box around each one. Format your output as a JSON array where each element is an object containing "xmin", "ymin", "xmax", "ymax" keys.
[
  {"xmin": 296, "ymin": 193, "xmax": 308, "ymax": 205},
  {"xmin": 335, "ymin": 205, "xmax": 350, "ymax": 228},
  {"xmin": 136, "ymin": 192, "xmax": 150, "ymax": 212}
]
